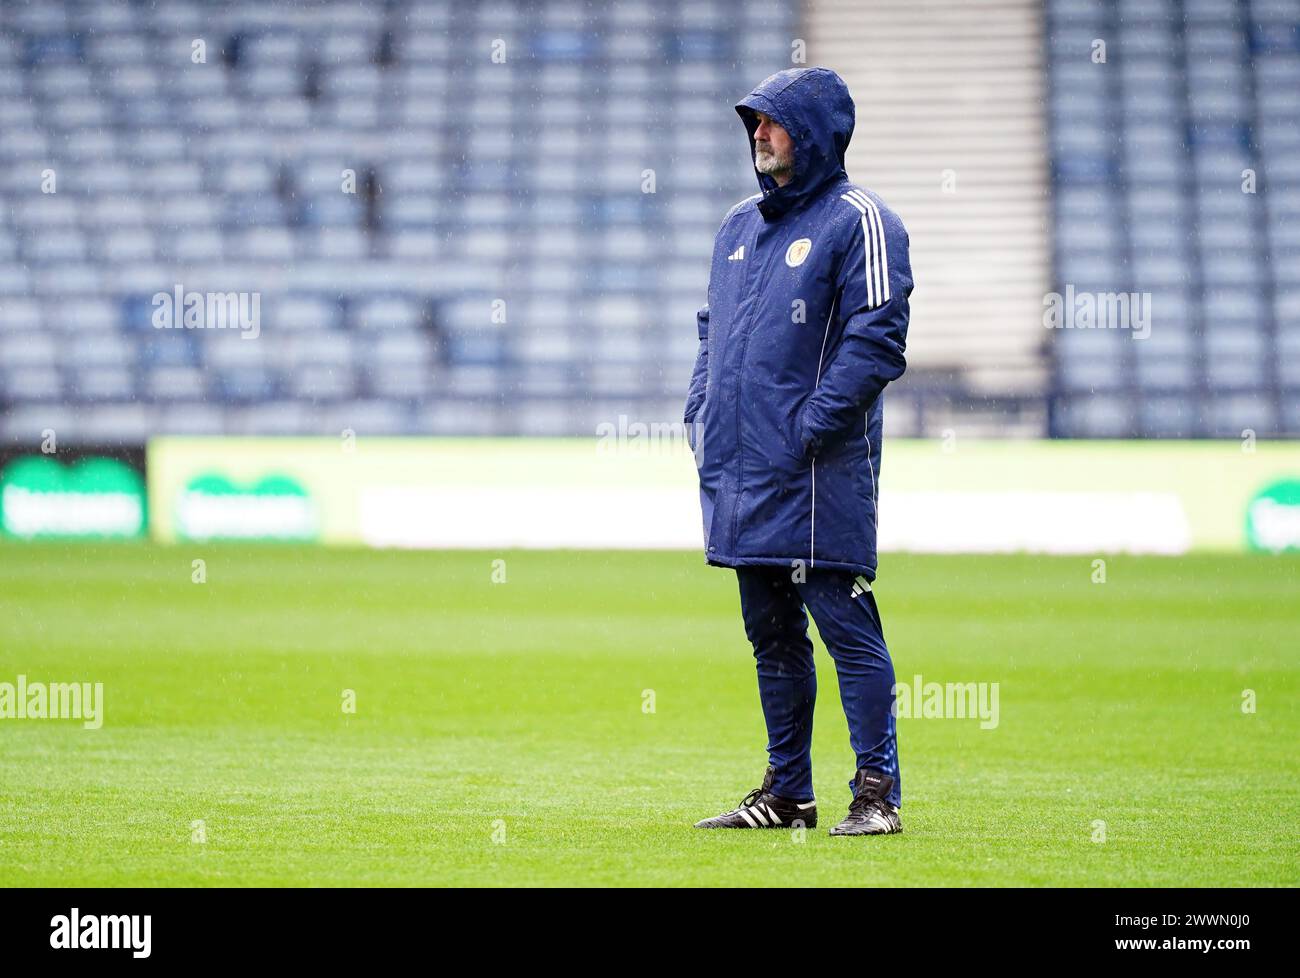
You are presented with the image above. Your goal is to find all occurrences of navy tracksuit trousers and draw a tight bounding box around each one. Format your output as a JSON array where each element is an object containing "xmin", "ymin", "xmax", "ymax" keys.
[{"xmin": 736, "ymin": 565, "xmax": 902, "ymax": 809}]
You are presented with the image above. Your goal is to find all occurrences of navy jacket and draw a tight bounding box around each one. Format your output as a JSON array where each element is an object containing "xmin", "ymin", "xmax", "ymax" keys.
[{"xmin": 685, "ymin": 67, "xmax": 913, "ymax": 579}]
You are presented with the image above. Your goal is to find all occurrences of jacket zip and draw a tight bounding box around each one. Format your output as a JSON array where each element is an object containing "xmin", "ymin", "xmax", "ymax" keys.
[{"xmin": 810, "ymin": 294, "xmax": 837, "ymax": 567}]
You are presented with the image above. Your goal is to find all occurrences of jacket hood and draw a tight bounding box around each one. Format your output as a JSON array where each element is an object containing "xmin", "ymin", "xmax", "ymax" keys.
[{"xmin": 735, "ymin": 66, "xmax": 856, "ymax": 221}]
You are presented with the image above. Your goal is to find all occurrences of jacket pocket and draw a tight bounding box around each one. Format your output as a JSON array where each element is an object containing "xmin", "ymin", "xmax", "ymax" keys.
[{"xmin": 792, "ymin": 398, "xmax": 815, "ymax": 463}]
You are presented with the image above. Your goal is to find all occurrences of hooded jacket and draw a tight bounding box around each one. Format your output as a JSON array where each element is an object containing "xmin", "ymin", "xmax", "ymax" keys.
[{"xmin": 685, "ymin": 67, "xmax": 913, "ymax": 579}]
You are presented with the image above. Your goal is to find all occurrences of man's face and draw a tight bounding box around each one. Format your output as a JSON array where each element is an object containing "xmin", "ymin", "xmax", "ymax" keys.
[{"xmin": 753, "ymin": 111, "xmax": 795, "ymax": 185}]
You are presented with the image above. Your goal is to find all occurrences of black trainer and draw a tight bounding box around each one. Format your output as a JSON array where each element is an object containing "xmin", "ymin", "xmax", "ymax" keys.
[
  {"xmin": 693, "ymin": 765, "xmax": 817, "ymax": 829},
  {"xmin": 829, "ymin": 769, "xmax": 902, "ymax": 836}
]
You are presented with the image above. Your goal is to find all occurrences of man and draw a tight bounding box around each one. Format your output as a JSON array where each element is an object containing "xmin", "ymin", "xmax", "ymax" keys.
[{"xmin": 685, "ymin": 67, "xmax": 912, "ymax": 836}]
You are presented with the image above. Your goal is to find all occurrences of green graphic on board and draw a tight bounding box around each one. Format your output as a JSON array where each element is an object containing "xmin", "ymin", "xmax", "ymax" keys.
[
  {"xmin": 0, "ymin": 455, "xmax": 145, "ymax": 539},
  {"xmin": 176, "ymin": 472, "xmax": 318, "ymax": 541},
  {"xmin": 1245, "ymin": 478, "xmax": 1300, "ymax": 553}
]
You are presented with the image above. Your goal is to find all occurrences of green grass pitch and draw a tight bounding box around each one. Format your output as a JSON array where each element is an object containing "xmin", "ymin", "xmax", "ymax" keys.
[{"xmin": 0, "ymin": 543, "xmax": 1296, "ymax": 887}]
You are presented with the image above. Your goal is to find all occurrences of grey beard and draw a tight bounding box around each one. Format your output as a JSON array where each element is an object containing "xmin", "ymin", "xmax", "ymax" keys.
[{"xmin": 755, "ymin": 150, "xmax": 793, "ymax": 179}]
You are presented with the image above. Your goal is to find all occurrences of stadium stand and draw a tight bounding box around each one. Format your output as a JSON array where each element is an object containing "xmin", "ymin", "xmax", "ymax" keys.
[
  {"xmin": 1046, "ymin": 0, "xmax": 1300, "ymax": 437},
  {"xmin": 810, "ymin": 0, "xmax": 1053, "ymax": 437},
  {"xmin": 0, "ymin": 0, "xmax": 792, "ymax": 440},
  {"xmin": 0, "ymin": 0, "xmax": 1296, "ymax": 441}
]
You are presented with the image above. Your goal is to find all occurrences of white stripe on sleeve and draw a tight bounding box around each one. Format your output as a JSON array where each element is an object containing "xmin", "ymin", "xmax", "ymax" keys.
[{"xmin": 850, "ymin": 189, "xmax": 891, "ymax": 303}]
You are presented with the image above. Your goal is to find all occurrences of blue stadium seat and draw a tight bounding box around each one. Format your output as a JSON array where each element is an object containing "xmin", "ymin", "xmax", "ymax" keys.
[{"xmin": 1048, "ymin": 0, "xmax": 1298, "ymax": 434}]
